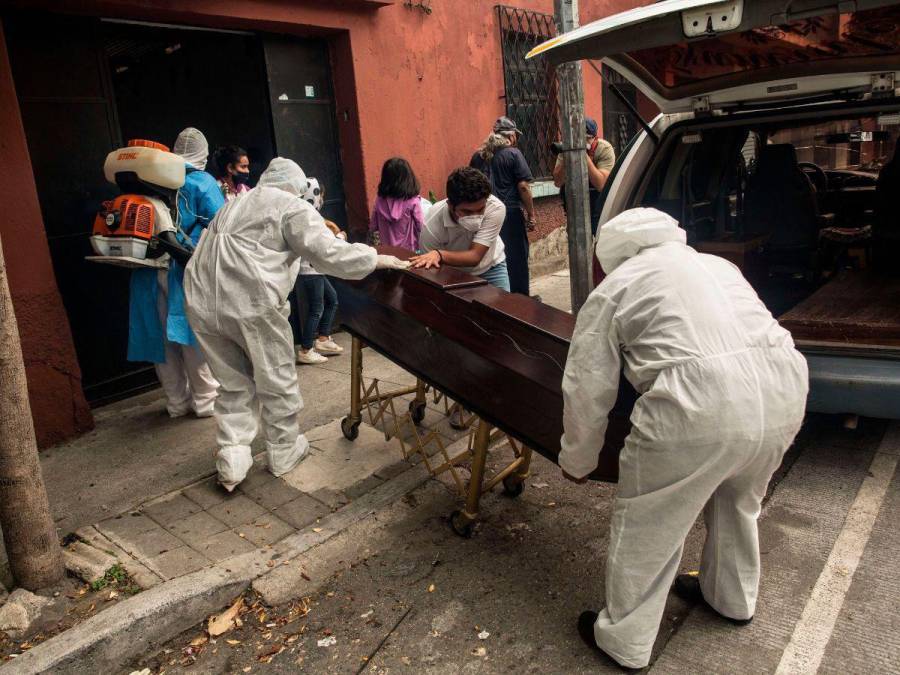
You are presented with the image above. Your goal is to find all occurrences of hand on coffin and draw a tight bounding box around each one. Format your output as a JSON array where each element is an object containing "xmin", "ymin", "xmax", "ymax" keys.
[
  {"xmin": 409, "ymin": 250, "xmax": 441, "ymax": 269},
  {"xmin": 375, "ymin": 254, "xmax": 411, "ymax": 270},
  {"xmin": 562, "ymin": 469, "xmax": 588, "ymax": 484}
]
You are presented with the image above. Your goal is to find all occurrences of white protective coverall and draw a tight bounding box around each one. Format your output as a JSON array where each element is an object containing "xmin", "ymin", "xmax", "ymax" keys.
[
  {"xmin": 560, "ymin": 208, "xmax": 808, "ymax": 669},
  {"xmin": 184, "ymin": 158, "xmax": 380, "ymax": 489}
]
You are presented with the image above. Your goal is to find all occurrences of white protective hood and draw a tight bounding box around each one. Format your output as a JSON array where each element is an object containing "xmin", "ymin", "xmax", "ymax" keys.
[
  {"xmin": 595, "ymin": 207, "xmax": 686, "ymax": 274},
  {"xmin": 174, "ymin": 127, "xmax": 209, "ymax": 171},
  {"xmin": 258, "ymin": 157, "xmax": 309, "ymax": 198}
]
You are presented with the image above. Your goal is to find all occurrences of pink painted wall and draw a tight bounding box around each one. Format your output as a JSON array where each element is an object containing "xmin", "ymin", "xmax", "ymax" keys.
[
  {"xmin": 2, "ymin": 0, "xmax": 649, "ymax": 445},
  {"xmin": 0, "ymin": 24, "xmax": 94, "ymax": 447}
]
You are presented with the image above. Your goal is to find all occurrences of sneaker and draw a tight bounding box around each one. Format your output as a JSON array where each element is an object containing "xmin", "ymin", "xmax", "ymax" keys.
[
  {"xmin": 314, "ymin": 338, "xmax": 344, "ymax": 355},
  {"xmin": 297, "ymin": 348, "xmax": 328, "ymax": 365}
]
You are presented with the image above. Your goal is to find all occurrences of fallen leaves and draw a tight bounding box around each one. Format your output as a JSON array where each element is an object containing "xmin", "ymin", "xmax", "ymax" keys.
[
  {"xmin": 208, "ymin": 597, "xmax": 244, "ymax": 637},
  {"xmin": 427, "ymin": 584, "xmax": 435, "ymax": 593}
]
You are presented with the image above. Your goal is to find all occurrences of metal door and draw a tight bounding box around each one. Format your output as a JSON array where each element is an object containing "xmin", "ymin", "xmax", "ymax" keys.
[
  {"xmin": 263, "ymin": 37, "xmax": 347, "ymax": 226},
  {"xmin": 3, "ymin": 12, "xmax": 155, "ymax": 404}
]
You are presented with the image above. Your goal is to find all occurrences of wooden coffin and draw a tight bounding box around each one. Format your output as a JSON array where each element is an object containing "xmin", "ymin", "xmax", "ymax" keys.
[{"xmin": 331, "ymin": 246, "xmax": 636, "ymax": 482}]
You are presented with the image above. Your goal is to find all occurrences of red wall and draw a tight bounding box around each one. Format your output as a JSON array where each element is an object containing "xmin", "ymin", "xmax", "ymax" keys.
[
  {"xmin": 0, "ymin": 24, "xmax": 94, "ymax": 447},
  {"xmin": 2, "ymin": 0, "xmax": 647, "ymax": 446}
]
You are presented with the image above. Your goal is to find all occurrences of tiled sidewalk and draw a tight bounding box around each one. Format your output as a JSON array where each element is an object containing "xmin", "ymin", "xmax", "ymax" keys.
[{"xmin": 76, "ymin": 395, "xmax": 469, "ymax": 587}]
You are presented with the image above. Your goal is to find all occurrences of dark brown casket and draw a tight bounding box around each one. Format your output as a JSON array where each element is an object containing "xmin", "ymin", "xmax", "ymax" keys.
[{"xmin": 331, "ymin": 246, "xmax": 636, "ymax": 482}]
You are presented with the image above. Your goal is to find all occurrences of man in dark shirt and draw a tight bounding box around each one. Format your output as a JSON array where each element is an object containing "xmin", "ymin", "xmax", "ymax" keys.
[{"xmin": 470, "ymin": 116, "xmax": 536, "ymax": 296}]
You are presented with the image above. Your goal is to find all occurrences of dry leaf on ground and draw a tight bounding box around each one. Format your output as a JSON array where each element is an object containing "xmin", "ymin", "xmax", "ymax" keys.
[{"xmin": 208, "ymin": 597, "xmax": 244, "ymax": 637}]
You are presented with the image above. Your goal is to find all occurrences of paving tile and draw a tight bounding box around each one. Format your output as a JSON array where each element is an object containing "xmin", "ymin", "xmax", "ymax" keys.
[
  {"xmin": 183, "ymin": 477, "xmax": 229, "ymax": 509},
  {"xmin": 206, "ymin": 494, "xmax": 267, "ymax": 528},
  {"xmin": 109, "ymin": 525, "xmax": 184, "ymax": 559},
  {"xmin": 243, "ymin": 478, "xmax": 304, "ymax": 510},
  {"xmin": 148, "ymin": 546, "xmax": 210, "ymax": 580},
  {"xmin": 164, "ymin": 510, "xmax": 229, "ymax": 542},
  {"xmin": 190, "ymin": 530, "xmax": 257, "ymax": 562},
  {"xmin": 240, "ymin": 514, "xmax": 296, "ymax": 547},
  {"xmin": 272, "ymin": 494, "xmax": 331, "ymax": 530},
  {"xmin": 97, "ymin": 512, "xmax": 159, "ymax": 539},
  {"xmin": 374, "ymin": 459, "xmax": 413, "ymax": 481},
  {"xmin": 239, "ymin": 462, "xmax": 277, "ymax": 492},
  {"xmin": 344, "ymin": 474, "xmax": 385, "ymax": 501},
  {"xmin": 308, "ymin": 488, "xmax": 349, "ymax": 511},
  {"xmin": 142, "ymin": 493, "xmax": 201, "ymax": 526}
]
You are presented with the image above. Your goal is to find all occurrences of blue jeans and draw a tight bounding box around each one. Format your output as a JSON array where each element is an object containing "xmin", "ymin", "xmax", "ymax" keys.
[
  {"xmin": 479, "ymin": 260, "xmax": 511, "ymax": 291},
  {"xmin": 298, "ymin": 275, "xmax": 337, "ymax": 349}
]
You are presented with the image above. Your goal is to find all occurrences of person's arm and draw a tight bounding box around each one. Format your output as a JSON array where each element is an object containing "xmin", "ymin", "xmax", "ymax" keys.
[
  {"xmin": 559, "ymin": 290, "xmax": 621, "ymax": 480},
  {"xmin": 283, "ymin": 203, "xmax": 377, "ymax": 280},
  {"xmin": 552, "ymin": 156, "xmax": 565, "ymax": 188},
  {"xmin": 412, "ymin": 199, "xmax": 424, "ymax": 243},
  {"xmin": 586, "ymin": 159, "xmax": 611, "ymax": 191},
  {"xmin": 518, "ymin": 181, "xmax": 536, "ymax": 230}
]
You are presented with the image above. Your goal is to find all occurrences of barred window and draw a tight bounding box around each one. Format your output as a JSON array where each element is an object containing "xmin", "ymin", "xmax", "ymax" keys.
[{"xmin": 496, "ymin": 5, "xmax": 560, "ymax": 180}]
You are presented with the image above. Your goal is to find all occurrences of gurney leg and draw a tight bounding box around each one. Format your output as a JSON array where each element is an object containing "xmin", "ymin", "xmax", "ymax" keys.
[
  {"xmin": 409, "ymin": 379, "xmax": 427, "ymax": 425},
  {"xmin": 341, "ymin": 336, "xmax": 364, "ymax": 441},
  {"xmin": 450, "ymin": 418, "xmax": 491, "ymax": 538},
  {"xmin": 502, "ymin": 444, "xmax": 533, "ymax": 498}
]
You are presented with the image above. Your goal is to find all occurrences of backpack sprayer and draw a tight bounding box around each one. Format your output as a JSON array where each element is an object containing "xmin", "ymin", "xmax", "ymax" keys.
[{"xmin": 86, "ymin": 140, "xmax": 194, "ymax": 268}]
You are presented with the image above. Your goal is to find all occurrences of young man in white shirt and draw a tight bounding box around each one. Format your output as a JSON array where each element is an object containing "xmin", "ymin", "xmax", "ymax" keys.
[{"xmin": 410, "ymin": 167, "xmax": 510, "ymax": 291}]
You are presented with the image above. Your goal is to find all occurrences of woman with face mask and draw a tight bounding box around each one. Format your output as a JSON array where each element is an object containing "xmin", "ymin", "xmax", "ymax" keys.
[
  {"xmin": 213, "ymin": 145, "xmax": 252, "ymax": 202},
  {"xmin": 410, "ymin": 167, "xmax": 510, "ymax": 291}
]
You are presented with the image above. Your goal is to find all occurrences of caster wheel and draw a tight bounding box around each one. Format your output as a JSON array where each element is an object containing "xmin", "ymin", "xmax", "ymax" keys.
[
  {"xmin": 341, "ymin": 417, "xmax": 360, "ymax": 441},
  {"xmin": 409, "ymin": 401, "xmax": 426, "ymax": 425},
  {"xmin": 450, "ymin": 510, "xmax": 474, "ymax": 538},
  {"xmin": 502, "ymin": 476, "xmax": 525, "ymax": 498}
]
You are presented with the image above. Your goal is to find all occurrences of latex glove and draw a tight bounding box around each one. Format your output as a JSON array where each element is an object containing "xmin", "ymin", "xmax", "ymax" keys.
[{"xmin": 375, "ymin": 254, "xmax": 411, "ymax": 270}]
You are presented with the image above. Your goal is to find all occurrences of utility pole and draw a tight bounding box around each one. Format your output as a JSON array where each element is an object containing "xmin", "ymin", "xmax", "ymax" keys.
[
  {"xmin": 0, "ymin": 234, "xmax": 64, "ymax": 590},
  {"xmin": 554, "ymin": 0, "xmax": 592, "ymax": 314}
]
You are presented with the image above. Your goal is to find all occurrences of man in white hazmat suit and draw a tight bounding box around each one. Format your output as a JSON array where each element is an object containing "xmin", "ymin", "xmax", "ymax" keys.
[
  {"xmin": 560, "ymin": 207, "xmax": 808, "ymax": 669},
  {"xmin": 185, "ymin": 158, "xmax": 409, "ymax": 490}
]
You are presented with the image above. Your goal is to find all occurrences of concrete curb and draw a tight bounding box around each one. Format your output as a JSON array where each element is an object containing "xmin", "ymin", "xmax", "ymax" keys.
[{"xmin": 2, "ymin": 456, "xmax": 437, "ymax": 674}]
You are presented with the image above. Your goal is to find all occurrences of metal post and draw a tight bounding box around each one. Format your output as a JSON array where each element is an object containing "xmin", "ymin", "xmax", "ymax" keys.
[{"xmin": 554, "ymin": 0, "xmax": 592, "ymax": 314}]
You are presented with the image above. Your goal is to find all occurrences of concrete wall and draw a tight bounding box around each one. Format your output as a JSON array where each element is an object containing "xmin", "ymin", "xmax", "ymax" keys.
[
  {"xmin": 1, "ymin": 0, "xmax": 647, "ymax": 446},
  {"xmin": 0, "ymin": 25, "xmax": 94, "ymax": 447}
]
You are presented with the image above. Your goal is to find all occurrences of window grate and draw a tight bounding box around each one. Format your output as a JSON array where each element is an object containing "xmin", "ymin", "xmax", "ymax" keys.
[{"xmin": 496, "ymin": 5, "xmax": 560, "ymax": 180}]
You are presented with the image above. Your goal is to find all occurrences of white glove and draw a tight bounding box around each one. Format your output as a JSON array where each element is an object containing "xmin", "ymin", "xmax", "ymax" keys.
[{"xmin": 375, "ymin": 254, "xmax": 411, "ymax": 270}]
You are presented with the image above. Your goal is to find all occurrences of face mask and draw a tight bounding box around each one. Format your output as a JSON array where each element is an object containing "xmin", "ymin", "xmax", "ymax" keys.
[
  {"xmin": 457, "ymin": 215, "xmax": 483, "ymax": 232},
  {"xmin": 232, "ymin": 171, "xmax": 251, "ymax": 185}
]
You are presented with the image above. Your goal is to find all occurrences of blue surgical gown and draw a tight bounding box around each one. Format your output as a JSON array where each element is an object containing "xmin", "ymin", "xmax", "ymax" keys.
[{"xmin": 127, "ymin": 167, "xmax": 225, "ymax": 363}]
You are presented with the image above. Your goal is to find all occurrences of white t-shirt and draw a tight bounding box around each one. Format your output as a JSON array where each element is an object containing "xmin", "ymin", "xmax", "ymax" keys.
[{"xmin": 419, "ymin": 195, "xmax": 506, "ymax": 277}]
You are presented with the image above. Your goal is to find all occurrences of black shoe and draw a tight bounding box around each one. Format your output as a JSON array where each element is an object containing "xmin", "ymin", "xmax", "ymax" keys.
[
  {"xmin": 672, "ymin": 575, "xmax": 753, "ymax": 625},
  {"xmin": 577, "ymin": 611, "xmax": 643, "ymax": 671}
]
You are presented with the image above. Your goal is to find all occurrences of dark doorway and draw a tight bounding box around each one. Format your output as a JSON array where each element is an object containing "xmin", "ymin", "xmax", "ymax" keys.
[{"xmin": 5, "ymin": 11, "xmax": 346, "ymax": 404}]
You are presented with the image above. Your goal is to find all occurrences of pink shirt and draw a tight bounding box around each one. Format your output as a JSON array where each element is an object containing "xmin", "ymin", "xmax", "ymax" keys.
[{"xmin": 369, "ymin": 196, "xmax": 424, "ymax": 251}]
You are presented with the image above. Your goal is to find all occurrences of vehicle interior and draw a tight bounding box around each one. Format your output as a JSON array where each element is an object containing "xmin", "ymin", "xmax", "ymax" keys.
[{"xmin": 637, "ymin": 105, "xmax": 900, "ymax": 347}]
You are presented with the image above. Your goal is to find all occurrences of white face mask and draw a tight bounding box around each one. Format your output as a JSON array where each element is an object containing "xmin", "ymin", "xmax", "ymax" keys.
[{"xmin": 456, "ymin": 215, "xmax": 483, "ymax": 232}]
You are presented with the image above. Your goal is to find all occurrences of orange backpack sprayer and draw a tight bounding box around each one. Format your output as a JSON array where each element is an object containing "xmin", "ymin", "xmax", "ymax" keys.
[{"xmin": 88, "ymin": 140, "xmax": 194, "ymax": 268}]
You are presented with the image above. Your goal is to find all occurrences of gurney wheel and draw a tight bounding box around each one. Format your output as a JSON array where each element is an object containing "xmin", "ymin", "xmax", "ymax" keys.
[
  {"xmin": 341, "ymin": 417, "xmax": 360, "ymax": 441},
  {"xmin": 450, "ymin": 510, "xmax": 474, "ymax": 538},
  {"xmin": 502, "ymin": 476, "xmax": 525, "ymax": 498},
  {"xmin": 409, "ymin": 401, "xmax": 426, "ymax": 425}
]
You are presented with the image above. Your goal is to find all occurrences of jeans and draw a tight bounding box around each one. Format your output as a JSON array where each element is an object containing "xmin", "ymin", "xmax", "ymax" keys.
[
  {"xmin": 479, "ymin": 261, "xmax": 511, "ymax": 292},
  {"xmin": 297, "ymin": 275, "xmax": 337, "ymax": 349},
  {"xmin": 499, "ymin": 208, "xmax": 530, "ymax": 295}
]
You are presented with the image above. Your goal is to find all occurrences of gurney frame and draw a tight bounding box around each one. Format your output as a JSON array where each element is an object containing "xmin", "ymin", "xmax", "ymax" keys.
[{"xmin": 340, "ymin": 336, "xmax": 534, "ymax": 536}]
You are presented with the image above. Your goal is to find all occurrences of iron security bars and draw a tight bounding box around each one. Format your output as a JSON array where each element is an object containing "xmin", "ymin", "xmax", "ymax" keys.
[{"xmin": 496, "ymin": 5, "xmax": 560, "ymax": 180}]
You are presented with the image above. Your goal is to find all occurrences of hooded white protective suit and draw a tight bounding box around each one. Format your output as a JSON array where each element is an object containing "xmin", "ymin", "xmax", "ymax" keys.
[
  {"xmin": 561, "ymin": 208, "xmax": 808, "ymax": 668},
  {"xmin": 184, "ymin": 158, "xmax": 380, "ymax": 489}
]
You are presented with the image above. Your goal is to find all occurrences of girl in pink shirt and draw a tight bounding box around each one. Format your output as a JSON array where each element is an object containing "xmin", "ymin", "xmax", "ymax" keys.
[{"xmin": 369, "ymin": 157, "xmax": 425, "ymax": 251}]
